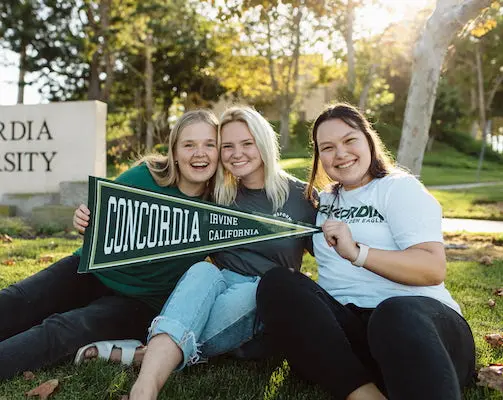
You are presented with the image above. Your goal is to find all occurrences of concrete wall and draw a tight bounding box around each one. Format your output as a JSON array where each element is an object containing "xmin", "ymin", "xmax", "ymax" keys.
[
  {"xmin": 0, "ymin": 101, "xmax": 106, "ymax": 196},
  {"xmin": 0, "ymin": 101, "xmax": 106, "ymax": 217}
]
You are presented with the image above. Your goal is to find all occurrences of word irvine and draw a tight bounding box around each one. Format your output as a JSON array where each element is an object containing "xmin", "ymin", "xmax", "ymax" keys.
[
  {"xmin": 208, "ymin": 212, "xmax": 259, "ymax": 241},
  {"xmin": 0, "ymin": 119, "xmax": 57, "ymax": 172}
]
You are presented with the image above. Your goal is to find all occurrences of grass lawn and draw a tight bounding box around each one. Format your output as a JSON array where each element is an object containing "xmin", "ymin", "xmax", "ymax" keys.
[
  {"xmin": 431, "ymin": 184, "xmax": 503, "ymax": 221},
  {"xmin": 0, "ymin": 234, "xmax": 502, "ymax": 399},
  {"xmin": 278, "ymin": 158, "xmax": 503, "ymax": 187}
]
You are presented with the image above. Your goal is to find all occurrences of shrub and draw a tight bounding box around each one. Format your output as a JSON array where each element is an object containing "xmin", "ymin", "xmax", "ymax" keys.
[{"xmin": 0, "ymin": 217, "xmax": 35, "ymax": 238}]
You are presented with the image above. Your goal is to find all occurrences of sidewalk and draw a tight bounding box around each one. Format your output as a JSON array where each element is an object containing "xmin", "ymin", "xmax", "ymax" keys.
[
  {"xmin": 429, "ymin": 181, "xmax": 503, "ymax": 190},
  {"xmin": 442, "ymin": 218, "xmax": 503, "ymax": 233}
]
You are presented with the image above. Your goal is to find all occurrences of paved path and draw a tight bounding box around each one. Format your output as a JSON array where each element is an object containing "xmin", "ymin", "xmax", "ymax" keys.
[
  {"xmin": 429, "ymin": 181, "xmax": 503, "ymax": 190},
  {"xmin": 442, "ymin": 218, "xmax": 503, "ymax": 233}
]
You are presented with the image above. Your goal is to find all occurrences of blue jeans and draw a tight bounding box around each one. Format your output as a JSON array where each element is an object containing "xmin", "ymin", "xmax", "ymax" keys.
[{"xmin": 148, "ymin": 261, "xmax": 260, "ymax": 370}]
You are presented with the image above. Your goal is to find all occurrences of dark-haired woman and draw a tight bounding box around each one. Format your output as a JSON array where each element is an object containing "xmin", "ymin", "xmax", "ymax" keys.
[{"xmin": 256, "ymin": 103, "xmax": 475, "ymax": 400}]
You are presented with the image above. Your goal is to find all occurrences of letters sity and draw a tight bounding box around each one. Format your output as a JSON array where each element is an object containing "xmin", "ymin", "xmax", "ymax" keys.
[{"xmin": 0, "ymin": 120, "xmax": 57, "ymax": 173}]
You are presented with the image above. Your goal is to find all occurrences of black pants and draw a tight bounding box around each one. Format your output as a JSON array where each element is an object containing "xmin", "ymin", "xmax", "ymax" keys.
[
  {"xmin": 256, "ymin": 268, "xmax": 475, "ymax": 400},
  {"xmin": 0, "ymin": 255, "xmax": 156, "ymax": 380}
]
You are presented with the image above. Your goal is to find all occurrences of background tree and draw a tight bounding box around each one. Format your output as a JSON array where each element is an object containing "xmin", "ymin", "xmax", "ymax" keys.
[
  {"xmin": 397, "ymin": 0, "xmax": 493, "ymax": 176},
  {"xmin": 0, "ymin": 0, "xmax": 75, "ymax": 103}
]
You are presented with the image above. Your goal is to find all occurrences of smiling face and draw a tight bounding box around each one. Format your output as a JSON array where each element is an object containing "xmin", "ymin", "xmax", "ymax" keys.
[
  {"xmin": 174, "ymin": 121, "xmax": 219, "ymax": 196},
  {"xmin": 220, "ymin": 121, "xmax": 265, "ymax": 189},
  {"xmin": 316, "ymin": 118, "xmax": 372, "ymax": 191}
]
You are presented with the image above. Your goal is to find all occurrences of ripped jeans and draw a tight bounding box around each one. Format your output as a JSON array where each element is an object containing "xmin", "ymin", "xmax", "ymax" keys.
[{"xmin": 148, "ymin": 261, "xmax": 260, "ymax": 370}]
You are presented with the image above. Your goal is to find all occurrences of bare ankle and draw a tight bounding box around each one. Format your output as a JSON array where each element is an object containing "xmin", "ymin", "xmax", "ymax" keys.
[
  {"xmin": 347, "ymin": 383, "xmax": 387, "ymax": 400},
  {"xmin": 130, "ymin": 377, "xmax": 159, "ymax": 400}
]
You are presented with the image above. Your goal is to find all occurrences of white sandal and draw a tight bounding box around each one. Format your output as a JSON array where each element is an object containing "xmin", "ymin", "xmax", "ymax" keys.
[{"xmin": 74, "ymin": 339, "xmax": 144, "ymax": 366}]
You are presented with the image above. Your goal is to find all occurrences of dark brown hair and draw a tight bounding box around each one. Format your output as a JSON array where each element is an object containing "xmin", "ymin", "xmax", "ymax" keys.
[{"xmin": 305, "ymin": 103, "xmax": 394, "ymax": 201}]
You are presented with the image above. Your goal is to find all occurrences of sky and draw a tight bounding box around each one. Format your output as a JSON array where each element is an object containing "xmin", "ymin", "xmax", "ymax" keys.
[{"xmin": 0, "ymin": 0, "xmax": 434, "ymax": 106}]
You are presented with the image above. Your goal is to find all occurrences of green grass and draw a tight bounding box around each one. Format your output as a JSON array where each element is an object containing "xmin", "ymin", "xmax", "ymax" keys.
[
  {"xmin": 279, "ymin": 158, "xmax": 503, "ymax": 187},
  {"xmin": 431, "ymin": 184, "xmax": 503, "ymax": 221},
  {"xmin": 1, "ymin": 236, "xmax": 503, "ymax": 399}
]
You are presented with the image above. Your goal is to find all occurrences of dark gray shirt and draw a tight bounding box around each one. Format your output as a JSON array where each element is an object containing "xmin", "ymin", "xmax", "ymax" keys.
[{"xmin": 211, "ymin": 177, "xmax": 317, "ymax": 276}]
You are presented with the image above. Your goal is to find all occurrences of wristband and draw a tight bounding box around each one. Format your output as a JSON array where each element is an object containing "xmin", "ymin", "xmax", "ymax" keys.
[{"xmin": 352, "ymin": 243, "xmax": 369, "ymax": 267}]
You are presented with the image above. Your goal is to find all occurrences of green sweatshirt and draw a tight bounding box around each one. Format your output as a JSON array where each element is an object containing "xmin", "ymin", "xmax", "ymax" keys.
[{"xmin": 74, "ymin": 164, "xmax": 207, "ymax": 311}]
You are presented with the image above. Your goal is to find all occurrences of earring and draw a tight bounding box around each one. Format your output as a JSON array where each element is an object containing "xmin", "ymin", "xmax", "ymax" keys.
[{"xmin": 175, "ymin": 161, "xmax": 178, "ymax": 165}]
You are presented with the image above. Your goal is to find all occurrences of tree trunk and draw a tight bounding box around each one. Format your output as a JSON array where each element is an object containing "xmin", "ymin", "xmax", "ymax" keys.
[
  {"xmin": 87, "ymin": 51, "xmax": 101, "ymax": 100},
  {"xmin": 470, "ymin": 120, "xmax": 480, "ymax": 139},
  {"xmin": 475, "ymin": 41, "xmax": 486, "ymax": 136},
  {"xmin": 135, "ymin": 87, "xmax": 143, "ymax": 142},
  {"xmin": 358, "ymin": 63, "xmax": 377, "ymax": 111},
  {"xmin": 279, "ymin": 103, "xmax": 290, "ymax": 150},
  {"xmin": 17, "ymin": 44, "xmax": 27, "ymax": 104},
  {"xmin": 144, "ymin": 33, "xmax": 154, "ymax": 152},
  {"xmin": 345, "ymin": 0, "xmax": 355, "ymax": 93},
  {"xmin": 397, "ymin": 0, "xmax": 491, "ymax": 176}
]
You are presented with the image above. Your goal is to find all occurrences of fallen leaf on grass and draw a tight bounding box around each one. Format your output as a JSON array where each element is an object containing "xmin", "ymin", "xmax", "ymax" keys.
[
  {"xmin": 494, "ymin": 288, "xmax": 503, "ymax": 297},
  {"xmin": 480, "ymin": 255, "xmax": 494, "ymax": 265},
  {"xmin": 0, "ymin": 234, "xmax": 13, "ymax": 243},
  {"xmin": 1, "ymin": 258, "xmax": 15, "ymax": 266},
  {"xmin": 26, "ymin": 379, "xmax": 59, "ymax": 399},
  {"xmin": 488, "ymin": 299, "xmax": 496, "ymax": 308},
  {"xmin": 38, "ymin": 255, "xmax": 54, "ymax": 263},
  {"xmin": 23, "ymin": 371, "xmax": 35, "ymax": 380},
  {"xmin": 484, "ymin": 333, "xmax": 503, "ymax": 348},
  {"xmin": 478, "ymin": 364, "xmax": 503, "ymax": 392}
]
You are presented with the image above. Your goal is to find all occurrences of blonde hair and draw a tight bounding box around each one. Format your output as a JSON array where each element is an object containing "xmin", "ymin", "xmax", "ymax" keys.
[
  {"xmin": 215, "ymin": 106, "xmax": 290, "ymax": 211},
  {"xmin": 135, "ymin": 109, "xmax": 218, "ymax": 199}
]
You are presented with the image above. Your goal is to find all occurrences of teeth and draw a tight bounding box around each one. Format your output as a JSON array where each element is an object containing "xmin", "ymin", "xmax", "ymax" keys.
[
  {"xmin": 232, "ymin": 161, "xmax": 247, "ymax": 166},
  {"xmin": 191, "ymin": 162, "xmax": 208, "ymax": 167},
  {"xmin": 336, "ymin": 160, "xmax": 356, "ymax": 169}
]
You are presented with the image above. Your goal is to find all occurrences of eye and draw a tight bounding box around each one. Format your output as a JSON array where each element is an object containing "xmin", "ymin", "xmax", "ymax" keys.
[
  {"xmin": 221, "ymin": 144, "xmax": 232, "ymax": 149},
  {"xmin": 184, "ymin": 143, "xmax": 194, "ymax": 148},
  {"xmin": 207, "ymin": 142, "xmax": 217, "ymax": 148},
  {"xmin": 243, "ymin": 141, "xmax": 254, "ymax": 146},
  {"xmin": 320, "ymin": 145, "xmax": 333, "ymax": 152},
  {"xmin": 345, "ymin": 137, "xmax": 357, "ymax": 144}
]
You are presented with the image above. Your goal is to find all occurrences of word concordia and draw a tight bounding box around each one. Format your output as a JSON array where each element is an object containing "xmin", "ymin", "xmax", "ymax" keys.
[{"xmin": 103, "ymin": 197, "xmax": 261, "ymax": 255}]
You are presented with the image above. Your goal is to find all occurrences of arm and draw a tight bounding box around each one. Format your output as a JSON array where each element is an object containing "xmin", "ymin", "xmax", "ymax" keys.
[{"xmin": 322, "ymin": 220, "xmax": 446, "ymax": 286}]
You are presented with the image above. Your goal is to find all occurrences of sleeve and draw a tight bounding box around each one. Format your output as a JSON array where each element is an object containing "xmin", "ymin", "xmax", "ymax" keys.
[
  {"xmin": 113, "ymin": 164, "xmax": 153, "ymax": 187},
  {"xmin": 384, "ymin": 175, "xmax": 443, "ymax": 249}
]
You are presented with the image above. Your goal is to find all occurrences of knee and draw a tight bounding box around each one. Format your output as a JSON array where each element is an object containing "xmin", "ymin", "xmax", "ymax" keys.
[
  {"xmin": 257, "ymin": 268, "xmax": 296, "ymax": 301},
  {"xmin": 185, "ymin": 261, "xmax": 221, "ymax": 281},
  {"xmin": 368, "ymin": 297, "xmax": 432, "ymax": 351},
  {"xmin": 257, "ymin": 268, "xmax": 309, "ymax": 317}
]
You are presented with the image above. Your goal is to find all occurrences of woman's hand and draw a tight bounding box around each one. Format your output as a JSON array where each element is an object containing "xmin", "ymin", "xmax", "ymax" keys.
[
  {"xmin": 322, "ymin": 220, "xmax": 359, "ymax": 262},
  {"xmin": 73, "ymin": 204, "xmax": 90, "ymax": 235}
]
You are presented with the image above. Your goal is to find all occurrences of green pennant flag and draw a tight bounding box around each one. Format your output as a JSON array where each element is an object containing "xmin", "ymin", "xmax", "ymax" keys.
[{"xmin": 78, "ymin": 177, "xmax": 321, "ymax": 273}]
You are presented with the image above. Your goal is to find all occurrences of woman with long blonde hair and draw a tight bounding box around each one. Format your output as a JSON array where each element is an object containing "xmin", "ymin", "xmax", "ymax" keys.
[{"xmin": 129, "ymin": 106, "xmax": 317, "ymax": 400}]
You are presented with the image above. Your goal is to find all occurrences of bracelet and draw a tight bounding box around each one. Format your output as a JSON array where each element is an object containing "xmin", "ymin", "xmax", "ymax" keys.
[{"xmin": 352, "ymin": 243, "xmax": 369, "ymax": 267}]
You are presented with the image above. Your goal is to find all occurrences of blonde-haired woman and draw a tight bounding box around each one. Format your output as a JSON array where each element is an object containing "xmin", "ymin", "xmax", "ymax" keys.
[
  {"xmin": 0, "ymin": 110, "xmax": 219, "ymax": 380},
  {"xmin": 130, "ymin": 106, "xmax": 317, "ymax": 400}
]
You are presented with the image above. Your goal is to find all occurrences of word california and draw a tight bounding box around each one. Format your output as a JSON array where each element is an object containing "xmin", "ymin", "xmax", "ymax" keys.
[{"xmin": 103, "ymin": 196, "xmax": 200, "ymax": 255}]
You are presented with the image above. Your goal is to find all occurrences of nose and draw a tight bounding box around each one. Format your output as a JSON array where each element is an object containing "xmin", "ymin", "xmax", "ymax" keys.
[
  {"xmin": 334, "ymin": 144, "xmax": 347, "ymax": 159},
  {"xmin": 194, "ymin": 145, "xmax": 206, "ymax": 157},
  {"xmin": 230, "ymin": 145, "xmax": 243, "ymax": 159}
]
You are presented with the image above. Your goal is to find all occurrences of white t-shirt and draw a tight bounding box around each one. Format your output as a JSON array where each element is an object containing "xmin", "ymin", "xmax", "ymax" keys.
[{"xmin": 313, "ymin": 172, "xmax": 461, "ymax": 314}]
